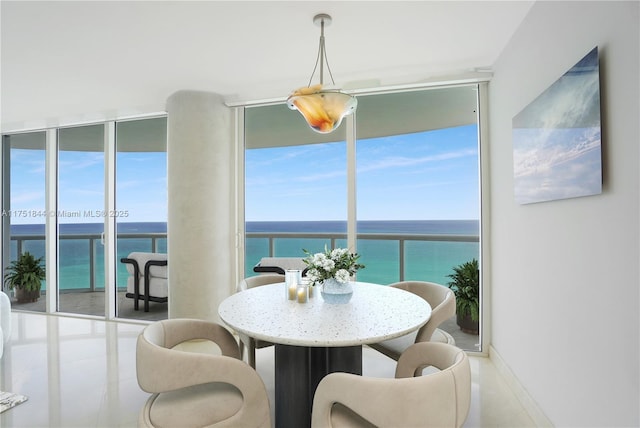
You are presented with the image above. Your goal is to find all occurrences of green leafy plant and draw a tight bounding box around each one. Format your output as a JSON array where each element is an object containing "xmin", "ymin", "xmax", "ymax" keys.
[
  {"xmin": 447, "ymin": 258, "xmax": 479, "ymax": 322},
  {"xmin": 4, "ymin": 251, "xmax": 46, "ymax": 292}
]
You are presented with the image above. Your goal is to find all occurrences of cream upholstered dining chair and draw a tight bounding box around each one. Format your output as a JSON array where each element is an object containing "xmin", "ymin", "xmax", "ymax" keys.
[
  {"xmin": 311, "ymin": 342, "xmax": 471, "ymax": 428},
  {"xmin": 236, "ymin": 273, "xmax": 284, "ymax": 368},
  {"xmin": 369, "ymin": 281, "xmax": 456, "ymax": 361},
  {"xmin": 136, "ymin": 318, "xmax": 271, "ymax": 428}
]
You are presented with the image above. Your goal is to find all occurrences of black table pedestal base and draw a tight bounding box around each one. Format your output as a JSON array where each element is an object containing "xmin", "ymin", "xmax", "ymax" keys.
[{"xmin": 274, "ymin": 344, "xmax": 362, "ymax": 428}]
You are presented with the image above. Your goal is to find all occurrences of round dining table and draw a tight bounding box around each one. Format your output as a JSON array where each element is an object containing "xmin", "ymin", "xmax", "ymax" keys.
[{"xmin": 218, "ymin": 281, "xmax": 431, "ymax": 428}]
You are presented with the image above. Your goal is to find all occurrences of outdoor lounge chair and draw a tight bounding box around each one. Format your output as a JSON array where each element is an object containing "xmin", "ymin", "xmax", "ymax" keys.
[
  {"xmin": 253, "ymin": 257, "xmax": 308, "ymax": 275},
  {"xmin": 121, "ymin": 252, "xmax": 168, "ymax": 312}
]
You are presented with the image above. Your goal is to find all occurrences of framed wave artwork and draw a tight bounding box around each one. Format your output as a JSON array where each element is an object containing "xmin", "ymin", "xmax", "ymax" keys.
[{"xmin": 512, "ymin": 46, "xmax": 602, "ymax": 204}]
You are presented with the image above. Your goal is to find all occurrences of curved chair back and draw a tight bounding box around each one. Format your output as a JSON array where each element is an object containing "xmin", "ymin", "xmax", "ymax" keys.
[
  {"xmin": 396, "ymin": 342, "xmax": 471, "ymax": 426},
  {"xmin": 136, "ymin": 318, "xmax": 271, "ymax": 428},
  {"xmin": 311, "ymin": 342, "xmax": 471, "ymax": 428},
  {"xmin": 390, "ymin": 281, "xmax": 455, "ymax": 343},
  {"xmin": 369, "ymin": 281, "xmax": 456, "ymax": 361},
  {"xmin": 237, "ymin": 273, "xmax": 283, "ymax": 292},
  {"xmin": 235, "ymin": 274, "xmax": 283, "ymax": 367}
]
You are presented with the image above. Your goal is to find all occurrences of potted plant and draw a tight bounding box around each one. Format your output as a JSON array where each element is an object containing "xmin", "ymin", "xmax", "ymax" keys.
[
  {"xmin": 4, "ymin": 251, "xmax": 46, "ymax": 303},
  {"xmin": 447, "ymin": 258, "xmax": 479, "ymax": 334}
]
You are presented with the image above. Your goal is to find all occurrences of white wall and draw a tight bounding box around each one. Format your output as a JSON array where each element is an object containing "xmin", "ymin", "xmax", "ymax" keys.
[{"xmin": 488, "ymin": 1, "xmax": 639, "ymax": 426}]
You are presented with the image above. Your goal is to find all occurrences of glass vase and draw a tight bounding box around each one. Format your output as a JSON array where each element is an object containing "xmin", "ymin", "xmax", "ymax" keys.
[{"xmin": 320, "ymin": 278, "xmax": 353, "ymax": 304}]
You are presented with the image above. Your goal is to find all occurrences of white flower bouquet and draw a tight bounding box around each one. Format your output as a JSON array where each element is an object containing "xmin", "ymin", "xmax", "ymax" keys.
[{"xmin": 302, "ymin": 246, "xmax": 365, "ymax": 287}]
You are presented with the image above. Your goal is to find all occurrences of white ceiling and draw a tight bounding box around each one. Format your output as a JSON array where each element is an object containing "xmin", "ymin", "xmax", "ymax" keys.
[{"xmin": 0, "ymin": 1, "xmax": 534, "ymax": 132}]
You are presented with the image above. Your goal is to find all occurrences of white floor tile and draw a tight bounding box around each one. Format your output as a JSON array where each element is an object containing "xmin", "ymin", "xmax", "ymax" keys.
[{"xmin": 1, "ymin": 312, "xmax": 535, "ymax": 427}]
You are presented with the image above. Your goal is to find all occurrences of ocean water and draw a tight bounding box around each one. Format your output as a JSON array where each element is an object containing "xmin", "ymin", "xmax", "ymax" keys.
[
  {"xmin": 246, "ymin": 220, "xmax": 479, "ymax": 285},
  {"xmin": 10, "ymin": 222, "xmax": 168, "ymax": 291},
  {"xmin": 10, "ymin": 220, "xmax": 479, "ymax": 290}
]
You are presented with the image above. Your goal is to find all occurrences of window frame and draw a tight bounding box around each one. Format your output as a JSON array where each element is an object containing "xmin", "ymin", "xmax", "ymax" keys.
[{"xmin": 238, "ymin": 81, "xmax": 489, "ymax": 354}]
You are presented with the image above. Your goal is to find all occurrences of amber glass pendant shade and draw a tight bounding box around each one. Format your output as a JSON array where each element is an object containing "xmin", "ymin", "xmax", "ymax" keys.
[
  {"xmin": 287, "ymin": 89, "xmax": 357, "ymax": 134},
  {"xmin": 288, "ymin": 13, "xmax": 357, "ymax": 134}
]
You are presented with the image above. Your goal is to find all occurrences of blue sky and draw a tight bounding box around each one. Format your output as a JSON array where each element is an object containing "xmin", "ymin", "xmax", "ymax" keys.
[
  {"xmin": 9, "ymin": 124, "xmax": 479, "ymax": 224},
  {"xmin": 9, "ymin": 149, "xmax": 168, "ymax": 224},
  {"xmin": 245, "ymin": 124, "xmax": 479, "ymax": 221}
]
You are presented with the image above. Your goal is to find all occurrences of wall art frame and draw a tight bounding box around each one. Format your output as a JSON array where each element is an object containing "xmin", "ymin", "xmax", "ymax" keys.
[{"xmin": 512, "ymin": 46, "xmax": 602, "ymax": 205}]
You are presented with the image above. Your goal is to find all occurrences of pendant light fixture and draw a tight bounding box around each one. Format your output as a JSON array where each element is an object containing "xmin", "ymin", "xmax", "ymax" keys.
[{"xmin": 287, "ymin": 13, "xmax": 357, "ymax": 134}]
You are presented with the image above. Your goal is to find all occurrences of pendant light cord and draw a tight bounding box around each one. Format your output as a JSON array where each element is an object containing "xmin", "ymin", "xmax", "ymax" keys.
[{"xmin": 306, "ymin": 17, "xmax": 336, "ymax": 88}]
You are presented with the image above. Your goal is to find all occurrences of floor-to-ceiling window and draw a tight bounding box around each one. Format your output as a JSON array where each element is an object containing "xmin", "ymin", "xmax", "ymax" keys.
[
  {"xmin": 115, "ymin": 117, "xmax": 167, "ymax": 320},
  {"xmin": 243, "ymin": 85, "xmax": 483, "ymax": 351},
  {"xmin": 1, "ymin": 116, "xmax": 168, "ymax": 321},
  {"xmin": 354, "ymin": 88, "xmax": 480, "ymax": 284},
  {"xmin": 244, "ymin": 103, "xmax": 348, "ymax": 274},
  {"xmin": 2, "ymin": 132, "xmax": 47, "ymax": 312},
  {"xmin": 354, "ymin": 88, "xmax": 481, "ymax": 351},
  {"xmin": 57, "ymin": 124, "xmax": 106, "ymax": 316}
]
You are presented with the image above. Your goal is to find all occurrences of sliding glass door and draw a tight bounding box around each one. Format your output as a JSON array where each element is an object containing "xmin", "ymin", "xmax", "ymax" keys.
[
  {"xmin": 354, "ymin": 88, "xmax": 480, "ymax": 284},
  {"xmin": 115, "ymin": 117, "xmax": 167, "ymax": 320},
  {"xmin": 57, "ymin": 124, "xmax": 106, "ymax": 316},
  {"xmin": 1, "ymin": 132, "xmax": 47, "ymax": 312},
  {"xmin": 354, "ymin": 88, "xmax": 481, "ymax": 351},
  {"xmin": 2, "ymin": 116, "xmax": 168, "ymax": 320}
]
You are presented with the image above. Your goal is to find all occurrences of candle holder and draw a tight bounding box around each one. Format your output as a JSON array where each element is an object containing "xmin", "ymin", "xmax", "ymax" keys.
[
  {"xmin": 285, "ymin": 269, "xmax": 302, "ymax": 300},
  {"xmin": 296, "ymin": 284, "xmax": 309, "ymax": 303},
  {"xmin": 301, "ymin": 278, "xmax": 314, "ymax": 299}
]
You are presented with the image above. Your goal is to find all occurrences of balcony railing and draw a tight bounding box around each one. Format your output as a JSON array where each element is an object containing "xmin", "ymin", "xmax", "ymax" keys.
[
  {"xmin": 9, "ymin": 231, "xmax": 479, "ymax": 290},
  {"xmin": 10, "ymin": 233, "xmax": 167, "ymax": 292},
  {"xmin": 245, "ymin": 232, "xmax": 479, "ymax": 284}
]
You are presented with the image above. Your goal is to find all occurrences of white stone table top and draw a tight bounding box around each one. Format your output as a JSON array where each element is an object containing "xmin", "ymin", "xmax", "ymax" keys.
[{"xmin": 218, "ymin": 282, "xmax": 431, "ymax": 347}]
